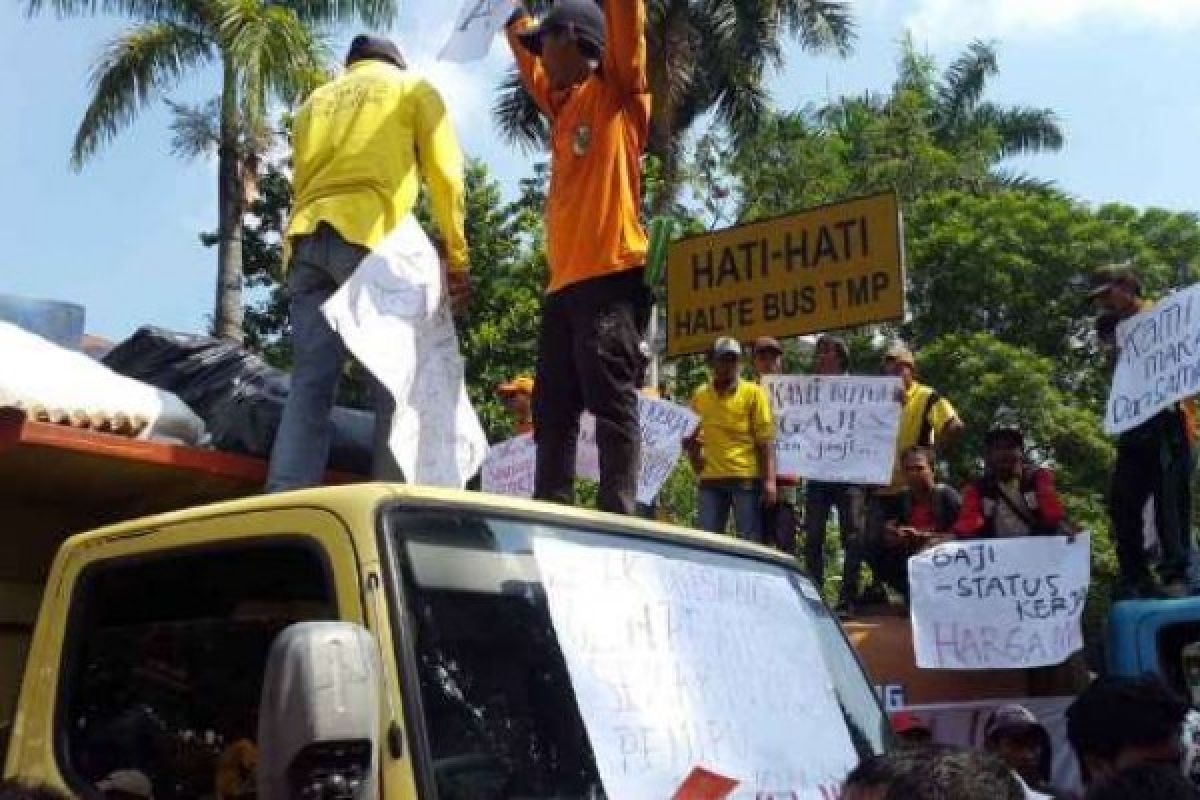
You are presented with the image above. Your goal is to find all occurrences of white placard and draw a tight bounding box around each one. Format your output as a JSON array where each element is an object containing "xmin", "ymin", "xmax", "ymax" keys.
[
  {"xmin": 532, "ymin": 537, "xmax": 858, "ymax": 799},
  {"xmin": 480, "ymin": 432, "xmax": 536, "ymax": 496},
  {"xmin": 1105, "ymin": 284, "xmax": 1200, "ymax": 434},
  {"xmin": 763, "ymin": 375, "xmax": 901, "ymax": 485},
  {"xmin": 482, "ymin": 397, "xmax": 698, "ymax": 506},
  {"xmin": 908, "ymin": 535, "xmax": 1091, "ymax": 670},
  {"xmin": 438, "ymin": 0, "xmax": 512, "ymax": 62}
]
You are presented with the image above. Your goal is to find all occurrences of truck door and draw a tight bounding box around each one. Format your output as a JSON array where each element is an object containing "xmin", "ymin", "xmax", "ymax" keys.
[{"xmin": 11, "ymin": 507, "xmax": 364, "ymax": 799}]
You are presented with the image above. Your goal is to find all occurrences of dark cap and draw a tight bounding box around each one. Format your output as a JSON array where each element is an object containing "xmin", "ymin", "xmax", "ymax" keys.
[
  {"xmin": 752, "ymin": 336, "xmax": 783, "ymax": 356},
  {"xmin": 984, "ymin": 704, "xmax": 1045, "ymax": 741},
  {"xmin": 984, "ymin": 427, "xmax": 1025, "ymax": 449},
  {"xmin": 1087, "ymin": 264, "xmax": 1140, "ymax": 298},
  {"xmin": 346, "ymin": 34, "xmax": 406, "ymax": 70},
  {"xmin": 516, "ymin": 0, "xmax": 606, "ymax": 57}
]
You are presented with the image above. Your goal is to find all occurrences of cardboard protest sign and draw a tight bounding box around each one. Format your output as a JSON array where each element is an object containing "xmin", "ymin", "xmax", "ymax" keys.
[
  {"xmin": 482, "ymin": 397, "xmax": 698, "ymax": 505},
  {"xmin": 480, "ymin": 433, "xmax": 536, "ymax": 496},
  {"xmin": 533, "ymin": 537, "xmax": 857, "ymax": 799},
  {"xmin": 908, "ymin": 535, "xmax": 1090, "ymax": 670},
  {"xmin": 1105, "ymin": 284, "xmax": 1200, "ymax": 434},
  {"xmin": 438, "ymin": 0, "xmax": 512, "ymax": 62},
  {"xmin": 762, "ymin": 375, "xmax": 901, "ymax": 485}
]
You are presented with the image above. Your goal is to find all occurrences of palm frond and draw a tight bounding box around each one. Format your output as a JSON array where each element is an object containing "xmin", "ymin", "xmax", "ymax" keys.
[
  {"xmin": 282, "ymin": 0, "xmax": 396, "ymax": 29},
  {"xmin": 166, "ymin": 97, "xmax": 220, "ymax": 159},
  {"xmin": 893, "ymin": 31, "xmax": 935, "ymax": 96},
  {"xmin": 975, "ymin": 103, "xmax": 1065, "ymax": 158},
  {"xmin": 780, "ymin": 0, "xmax": 855, "ymax": 56},
  {"xmin": 936, "ymin": 38, "xmax": 997, "ymax": 130},
  {"xmin": 492, "ymin": 69, "xmax": 548, "ymax": 151},
  {"xmin": 71, "ymin": 21, "xmax": 213, "ymax": 168},
  {"xmin": 989, "ymin": 168, "xmax": 1061, "ymax": 194}
]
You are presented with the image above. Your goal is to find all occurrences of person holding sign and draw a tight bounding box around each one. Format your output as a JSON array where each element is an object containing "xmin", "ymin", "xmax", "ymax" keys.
[
  {"xmin": 879, "ymin": 446, "xmax": 961, "ymax": 600},
  {"xmin": 1089, "ymin": 265, "xmax": 1194, "ymax": 598},
  {"xmin": 504, "ymin": 0, "xmax": 653, "ymax": 515},
  {"xmin": 862, "ymin": 344, "xmax": 963, "ymax": 604},
  {"xmin": 953, "ymin": 427, "xmax": 1068, "ymax": 539},
  {"xmin": 686, "ymin": 337, "xmax": 777, "ymax": 541},
  {"xmin": 751, "ymin": 335, "xmax": 799, "ymax": 554},
  {"xmin": 803, "ymin": 334, "xmax": 868, "ymax": 614}
]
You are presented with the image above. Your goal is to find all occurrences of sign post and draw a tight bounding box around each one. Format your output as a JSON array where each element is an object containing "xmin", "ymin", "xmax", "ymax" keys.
[{"xmin": 665, "ymin": 192, "xmax": 905, "ymax": 356}]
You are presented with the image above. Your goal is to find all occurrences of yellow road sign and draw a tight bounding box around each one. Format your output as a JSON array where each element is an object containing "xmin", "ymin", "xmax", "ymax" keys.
[{"xmin": 665, "ymin": 191, "xmax": 905, "ymax": 356}]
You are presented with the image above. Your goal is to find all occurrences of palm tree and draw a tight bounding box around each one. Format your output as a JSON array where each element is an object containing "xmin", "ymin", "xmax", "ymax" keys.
[
  {"xmin": 26, "ymin": 0, "xmax": 395, "ymax": 341},
  {"xmin": 493, "ymin": 0, "xmax": 856, "ymax": 212}
]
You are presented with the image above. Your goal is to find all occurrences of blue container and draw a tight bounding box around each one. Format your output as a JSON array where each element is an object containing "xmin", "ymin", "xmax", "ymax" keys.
[
  {"xmin": 0, "ymin": 294, "xmax": 85, "ymax": 350},
  {"xmin": 1107, "ymin": 597, "xmax": 1200, "ymax": 681}
]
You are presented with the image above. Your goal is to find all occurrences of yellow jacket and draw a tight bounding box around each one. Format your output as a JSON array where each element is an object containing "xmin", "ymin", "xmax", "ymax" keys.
[{"xmin": 287, "ymin": 60, "xmax": 467, "ymax": 271}]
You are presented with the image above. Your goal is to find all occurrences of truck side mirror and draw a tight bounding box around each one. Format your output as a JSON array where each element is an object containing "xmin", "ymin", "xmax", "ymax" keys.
[{"xmin": 258, "ymin": 621, "xmax": 382, "ymax": 800}]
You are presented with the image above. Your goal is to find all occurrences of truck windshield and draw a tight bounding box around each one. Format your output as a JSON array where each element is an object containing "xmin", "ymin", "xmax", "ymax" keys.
[{"xmin": 386, "ymin": 509, "xmax": 886, "ymax": 800}]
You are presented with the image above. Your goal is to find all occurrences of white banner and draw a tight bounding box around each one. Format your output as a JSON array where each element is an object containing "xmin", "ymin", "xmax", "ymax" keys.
[
  {"xmin": 1105, "ymin": 284, "xmax": 1200, "ymax": 434},
  {"xmin": 482, "ymin": 397, "xmax": 698, "ymax": 506},
  {"xmin": 533, "ymin": 537, "xmax": 857, "ymax": 799},
  {"xmin": 322, "ymin": 216, "xmax": 488, "ymax": 488},
  {"xmin": 438, "ymin": 0, "xmax": 512, "ymax": 62},
  {"xmin": 480, "ymin": 432, "xmax": 536, "ymax": 496},
  {"xmin": 908, "ymin": 535, "xmax": 1091, "ymax": 670},
  {"xmin": 763, "ymin": 375, "xmax": 901, "ymax": 485}
]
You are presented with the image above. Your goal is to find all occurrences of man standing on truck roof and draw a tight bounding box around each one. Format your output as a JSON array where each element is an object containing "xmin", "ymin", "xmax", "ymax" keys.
[
  {"xmin": 1089, "ymin": 264, "xmax": 1194, "ymax": 598},
  {"xmin": 504, "ymin": 0, "xmax": 653, "ymax": 515},
  {"xmin": 750, "ymin": 335, "xmax": 799, "ymax": 555},
  {"xmin": 862, "ymin": 344, "xmax": 963, "ymax": 605},
  {"xmin": 266, "ymin": 35, "xmax": 469, "ymax": 492}
]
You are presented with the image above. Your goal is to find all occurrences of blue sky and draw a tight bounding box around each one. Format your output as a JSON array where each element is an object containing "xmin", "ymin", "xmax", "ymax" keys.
[{"xmin": 1, "ymin": 0, "xmax": 1198, "ymax": 340}]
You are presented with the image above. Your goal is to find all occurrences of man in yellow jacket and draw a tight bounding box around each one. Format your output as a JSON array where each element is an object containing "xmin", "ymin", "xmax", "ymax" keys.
[{"xmin": 267, "ymin": 35, "xmax": 468, "ymax": 491}]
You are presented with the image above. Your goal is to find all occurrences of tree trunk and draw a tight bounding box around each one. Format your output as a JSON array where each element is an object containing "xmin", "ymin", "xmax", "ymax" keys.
[{"xmin": 213, "ymin": 56, "xmax": 245, "ymax": 342}]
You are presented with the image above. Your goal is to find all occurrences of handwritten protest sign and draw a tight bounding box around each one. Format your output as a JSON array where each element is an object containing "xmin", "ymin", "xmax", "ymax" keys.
[
  {"xmin": 908, "ymin": 535, "xmax": 1090, "ymax": 670},
  {"xmin": 480, "ymin": 433, "xmax": 536, "ymax": 496},
  {"xmin": 533, "ymin": 537, "xmax": 857, "ymax": 799},
  {"xmin": 1105, "ymin": 284, "xmax": 1200, "ymax": 434},
  {"xmin": 762, "ymin": 375, "xmax": 900, "ymax": 485},
  {"xmin": 482, "ymin": 397, "xmax": 698, "ymax": 505},
  {"xmin": 438, "ymin": 0, "xmax": 511, "ymax": 62}
]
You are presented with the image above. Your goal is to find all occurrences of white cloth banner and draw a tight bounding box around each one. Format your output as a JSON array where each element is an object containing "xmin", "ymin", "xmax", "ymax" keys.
[
  {"xmin": 438, "ymin": 0, "xmax": 512, "ymax": 62},
  {"xmin": 321, "ymin": 215, "xmax": 488, "ymax": 488},
  {"xmin": 532, "ymin": 536, "xmax": 857, "ymax": 799},
  {"xmin": 1105, "ymin": 283, "xmax": 1200, "ymax": 434},
  {"xmin": 763, "ymin": 375, "xmax": 901, "ymax": 485},
  {"xmin": 481, "ymin": 396, "xmax": 698, "ymax": 505},
  {"xmin": 908, "ymin": 535, "xmax": 1091, "ymax": 670}
]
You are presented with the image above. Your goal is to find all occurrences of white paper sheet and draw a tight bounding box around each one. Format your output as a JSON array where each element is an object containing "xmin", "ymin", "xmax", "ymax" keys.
[
  {"xmin": 439, "ymin": 0, "xmax": 513, "ymax": 62},
  {"xmin": 533, "ymin": 537, "xmax": 858, "ymax": 799}
]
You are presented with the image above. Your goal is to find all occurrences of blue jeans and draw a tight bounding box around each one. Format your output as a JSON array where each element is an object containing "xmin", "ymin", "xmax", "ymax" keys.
[
  {"xmin": 266, "ymin": 224, "xmax": 402, "ymax": 492},
  {"xmin": 697, "ymin": 480, "xmax": 764, "ymax": 542}
]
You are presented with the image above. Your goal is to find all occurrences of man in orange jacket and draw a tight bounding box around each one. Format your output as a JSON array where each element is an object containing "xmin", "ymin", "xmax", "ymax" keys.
[{"xmin": 505, "ymin": 0, "xmax": 652, "ymax": 515}]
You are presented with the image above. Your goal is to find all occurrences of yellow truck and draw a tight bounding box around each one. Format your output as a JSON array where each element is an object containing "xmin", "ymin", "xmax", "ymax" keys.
[{"xmin": 0, "ymin": 409, "xmax": 886, "ymax": 799}]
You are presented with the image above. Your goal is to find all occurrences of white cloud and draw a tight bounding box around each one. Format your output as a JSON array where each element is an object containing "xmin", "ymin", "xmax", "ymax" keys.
[{"xmin": 906, "ymin": 0, "xmax": 1200, "ymax": 45}]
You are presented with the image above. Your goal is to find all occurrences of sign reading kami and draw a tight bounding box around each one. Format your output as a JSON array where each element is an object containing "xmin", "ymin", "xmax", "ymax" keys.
[
  {"xmin": 481, "ymin": 396, "xmax": 699, "ymax": 505},
  {"xmin": 1105, "ymin": 283, "xmax": 1200, "ymax": 435},
  {"xmin": 908, "ymin": 535, "xmax": 1090, "ymax": 670},
  {"xmin": 763, "ymin": 375, "xmax": 900, "ymax": 485},
  {"xmin": 665, "ymin": 192, "xmax": 905, "ymax": 356},
  {"xmin": 533, "ymin": 537, "xmax": 857, "ymax": 799}
]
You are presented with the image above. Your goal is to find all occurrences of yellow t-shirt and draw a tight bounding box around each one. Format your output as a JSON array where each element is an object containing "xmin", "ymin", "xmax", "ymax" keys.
[
  {"xmin": 288, "ymin": 60, "xmax": 467, "ymax": 270},
  {"xmin": 691, "ymin": 380, "xmax": 774, "ymax": 480},
  {"xmin": 883, "ymin": 382, "xmax": 959, "ymax": 493}
]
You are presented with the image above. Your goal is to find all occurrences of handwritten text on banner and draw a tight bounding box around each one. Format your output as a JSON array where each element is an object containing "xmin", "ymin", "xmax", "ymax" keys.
[
  {"xmin": 1105, "ymin": 284, "xmax": 1200, "ymax": 435},
  {"xmin": 763, "ymin": 375, "xmax": 901, "ymax": 485},
  {"xmin": 908, "ymin": 535, "xmax": 1090, "ymax": 670},
  {"xmin": 533, "ymin": 537, "xmax": 857, "ymax": 799}
]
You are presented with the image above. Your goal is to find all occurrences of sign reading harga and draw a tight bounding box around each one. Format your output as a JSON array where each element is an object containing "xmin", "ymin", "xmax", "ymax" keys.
[{"xmin": 665, "ymin": 192, "xmax": 905, "ymax": 356}]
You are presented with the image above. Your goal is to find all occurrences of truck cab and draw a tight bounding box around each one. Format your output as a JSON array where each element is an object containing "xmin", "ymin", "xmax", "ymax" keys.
[
  {"xmin": 1107, "ymin": 597, "xmax": 1200, "ymax": 703},
  {"xmin": 4, "ymin": 484, "xmax": 887, "ymax": 799}
]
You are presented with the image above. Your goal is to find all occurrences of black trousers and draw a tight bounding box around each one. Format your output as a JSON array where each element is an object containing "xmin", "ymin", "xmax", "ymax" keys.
[
  {"xmin": 533, "ymin": 268, "xmax": 650, "ymax": 515},
  {"xmin": 1111, "ymin": 410, "xmax": 1192, "ymax": 586}
]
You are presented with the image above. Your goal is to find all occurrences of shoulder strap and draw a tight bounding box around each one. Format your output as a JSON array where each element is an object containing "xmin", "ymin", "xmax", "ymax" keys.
[
  {"xmin": 917, "ymin": 389, "xmax": 941, "ymax": 447},
  {"xmin": 995, "ymin": 481, "xmax": 1040, "ymax": 529}
]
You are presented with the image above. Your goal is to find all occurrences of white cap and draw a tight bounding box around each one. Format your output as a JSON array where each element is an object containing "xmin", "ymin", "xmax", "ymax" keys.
[{"xmin": 97, "ymin": 769, "xmax": 155, "ymax": 798}]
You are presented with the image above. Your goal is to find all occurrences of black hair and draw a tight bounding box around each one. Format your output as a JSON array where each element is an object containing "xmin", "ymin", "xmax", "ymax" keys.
[
  {"xmin": 1085, "ymin": 764, "xmax": 1200, "ymax": 800},
  {"xmin": 816, "ymin": 334, "xmax": 852, "ymax": 371},
  {"xmin": 1067, "ymin": 676, "xmax": 1190, "ymax": 779},
  {"xmin": 984, "ymin": 427, "xmax": 1025, "ymax": 450},
  {"xmin": 885, "ymin": 749, "xmax": 1024, "ymax": 800},
  {"xmin": 0, "ymin": 781, "xmax": 76, "ymax": 800},
  {"xmin": 844, "ymin": 748, "xmax": 946, "ymax": 792},
  {"xmin": 901, "ymin": 445, "xmax": 935, "ymax": 469}
]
